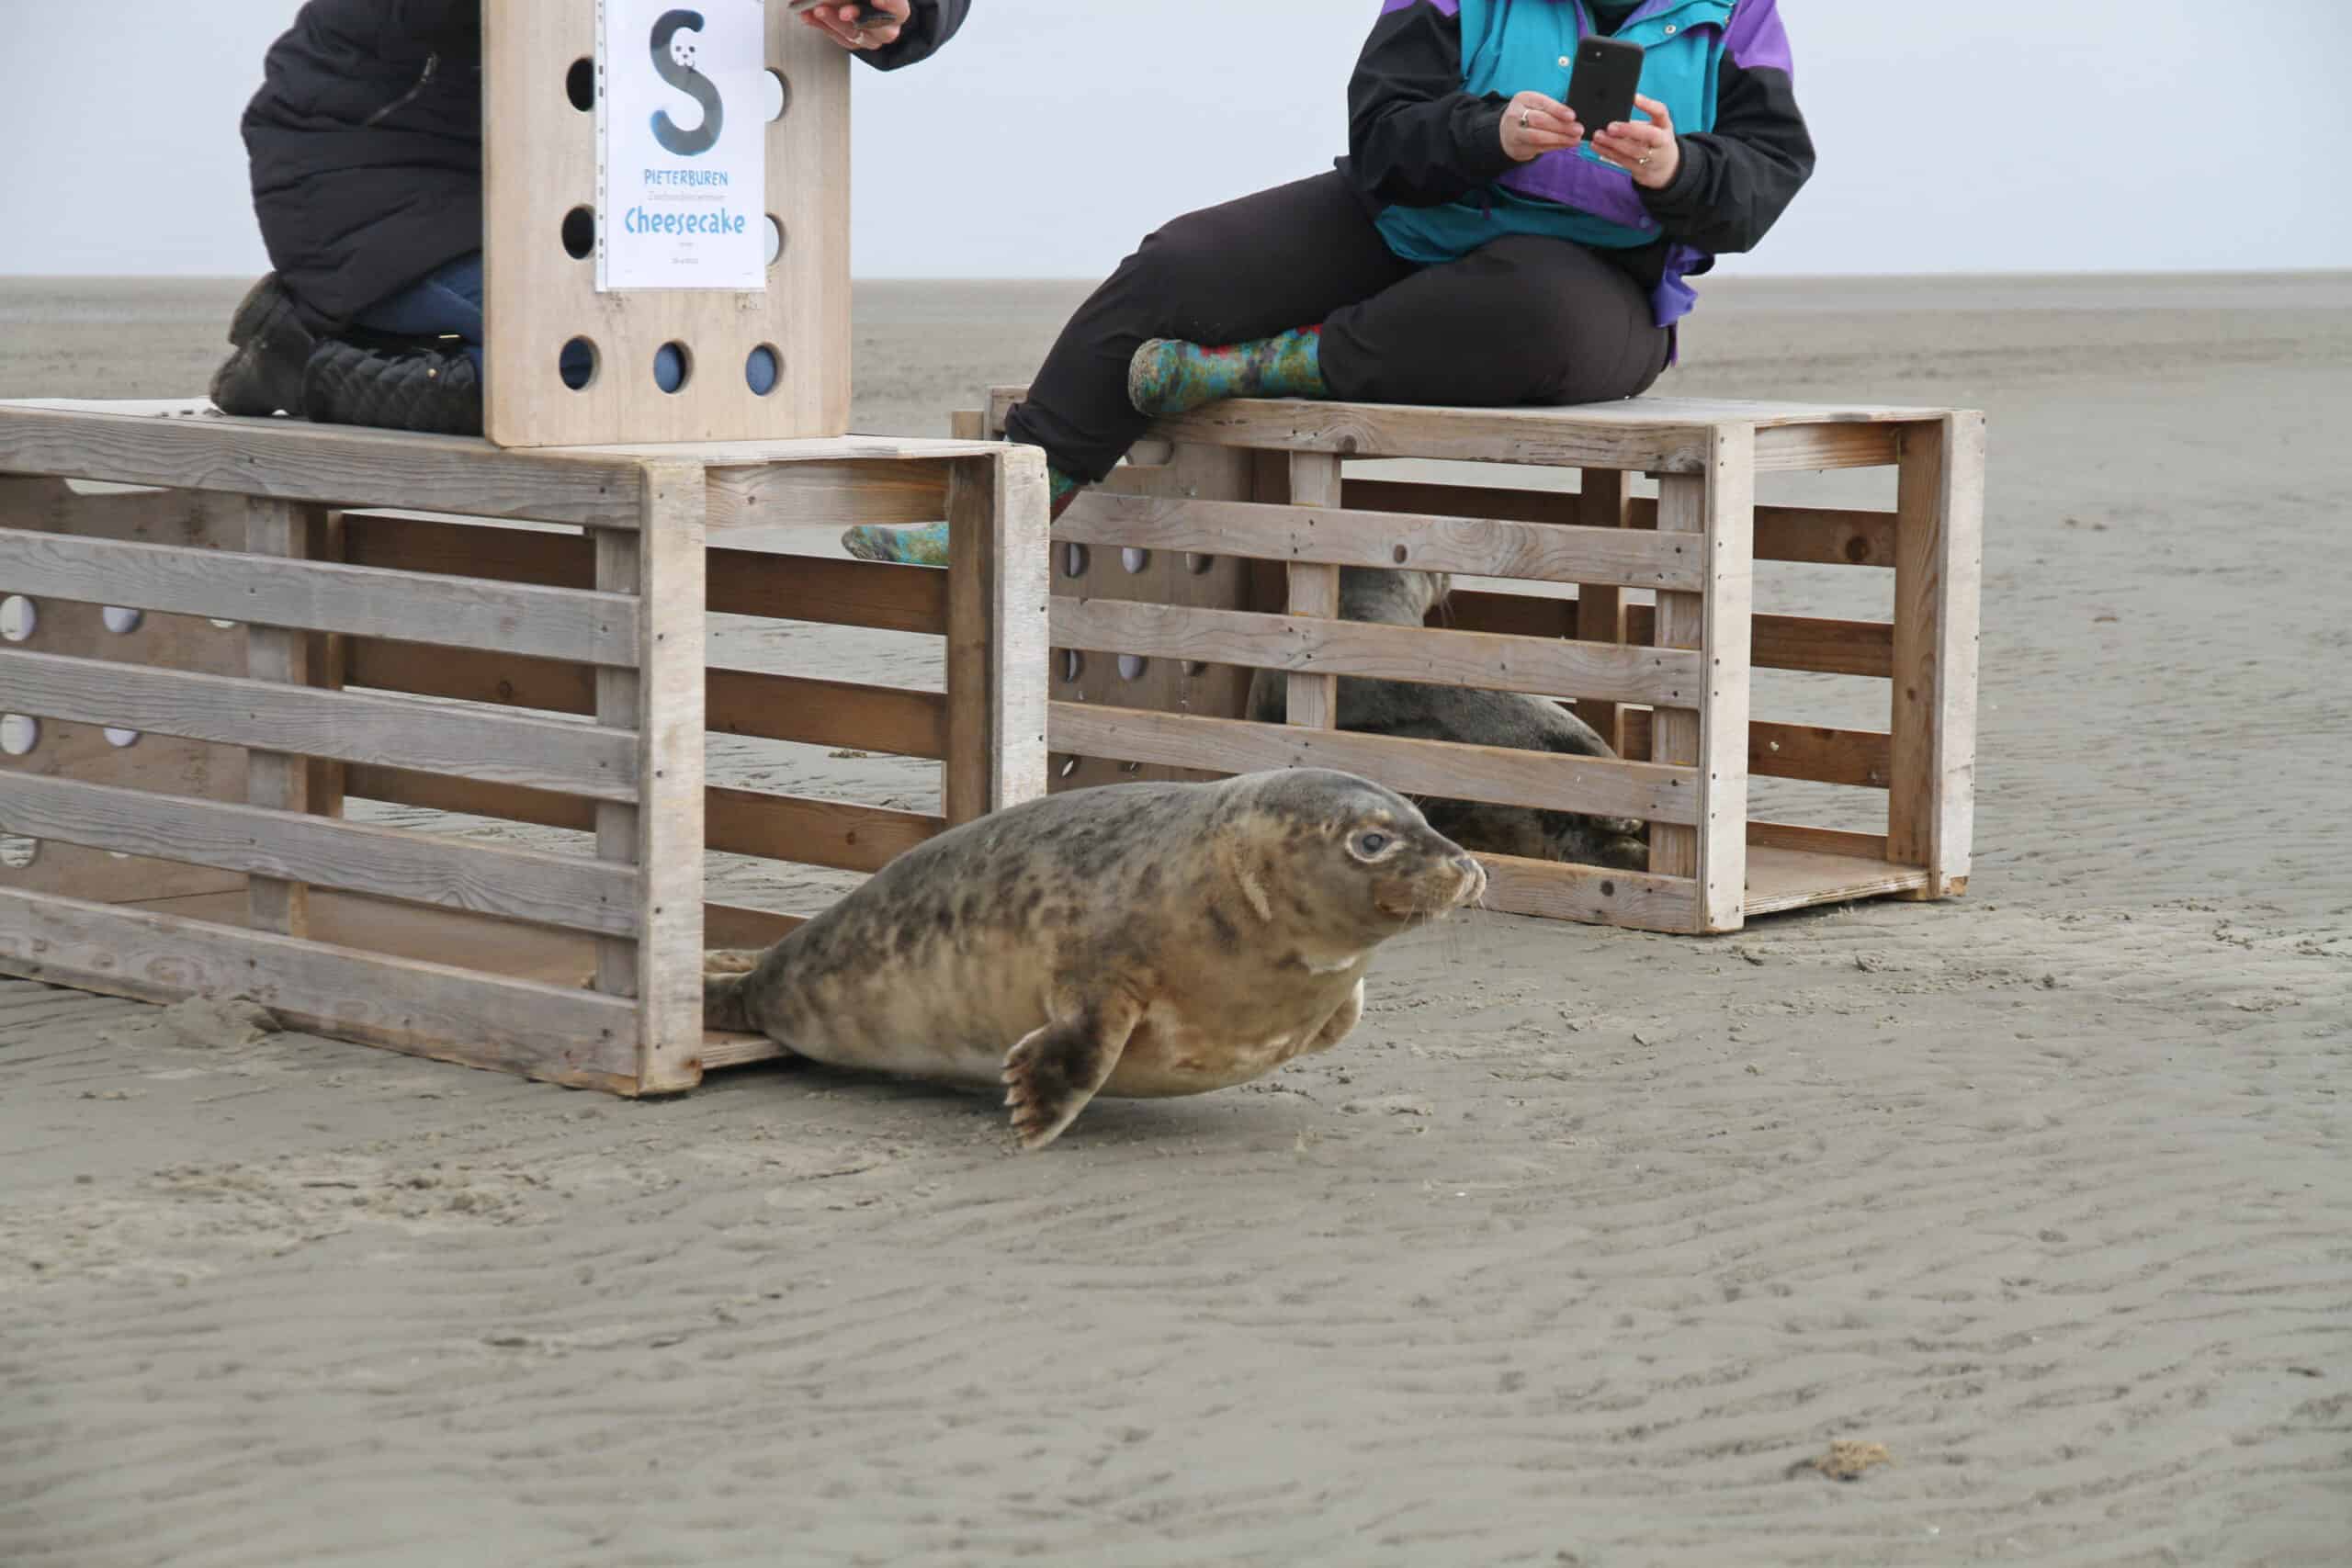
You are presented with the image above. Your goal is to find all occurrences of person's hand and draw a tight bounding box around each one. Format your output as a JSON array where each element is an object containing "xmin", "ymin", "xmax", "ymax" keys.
[
  {"xmin": 798, "ymin": 0, "xmax": 910, "ymax": 51},
  {"xmin": 1591, "ymin": 93, "xmax": 1680, "ymax": 189},
  {"xmin": 1499, "ymin": 91, "xmax": 1582, "ymax": 162}
]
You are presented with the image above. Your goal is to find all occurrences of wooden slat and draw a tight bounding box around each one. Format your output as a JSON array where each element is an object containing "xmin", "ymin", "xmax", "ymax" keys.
[
  {"xmin": 1051, "ymin": 600, "xmax": 1702, "ymax": 708},
  {"xmin": 1754, "ymin": 422, "xmax": 1903, "ymax": 472},
  {"xmin": 0, "ymin": 525, "xmax": 641, "ymax": 665},
  {"xmin": 1747, "ymin": 820, "xmax": 1894, "ymax": 861},
  {"xmin": 342, "ymin": 513, "xmax": 591, "ymax": 586},
  {"xmin": 1285, "ymin": 454, "xmax": 1344, "ymax": 731},
  {"xmin": 1747, "ymin": 613, "xmax": 1896, "ymax": 679},
  {"xmin": 1343, "ymin": 479, "xmax": 1579, "ymax": 526},
  {"xmin": 627, "ymin": 461, "xmax": 707, "ymax": 1093},
  {"xmin": 989, "ymin": 389, "xmax": 1712, "ymax": 472},
  {"xmin": 243, "ymin": 499, "xmax": 311, "ymax": 937},
  {"xmin": 0, "ymin": 772, "xmax": 637, "ymax": 938},
  {"xmin": 708, "ymin": 787, "xmax": 942, "ymax": 874},
  {"xmin": 1631, "ymin": 498, "xmax": 1900, "ymax": 568},
  {"xmin": 344, "ymin": 767, "xmax": 595, "ymax": 831},
  {"xmin": 706, "ymin": 458, "xmax": 950, "ymax": 531},
  {"xmin": 1053, "ymin": 490, "xmax": 1703, "ymax": 590},
  {"xmin": 1749, "ymin": 722, "xmax": 1893, "ymax": 788},
  {"xmin": 345, "ymin": 638, "xmax": 596, "ymax": 716},
  {"xmin": 706, "ymin": 902, "xmax": 807, "ymax": 953},
  {"xmin": 0, "ymin": 649, "xmax": 637, "ymax": 801},
  {"xmin": 1649, "ymin": 425, "xmax": 1755, "ymax": 932},
  {"xmin": 1891, "ymin": 413, "xmax": 1986, "ymax": 897},
  {"xmin": 1573, "ymin": 468, "xmax": 1631, "ymax": 752},
  {"xmin": 1474, "ymin": 852, "xmax": 1698, "ymax": 932},
  {"xmin": 303, "ymin": 508, "xmax": 348, "ymax": 821},
  {"xmin": 0, "ymin": 886, "xmax": 639, "ymax": 1091},
  {"xmin": 593, "ymin": 529, "xmax": 643, "ymax": 1000},
  {"xmin": 0, "ymin": 402, "xmax": 646, "ymax": 526},
  {"xmin": 707, "ymin": 670, "xmax": 948, "ymax": 759},
  {"xmin": 707, "ymin": 549, "xmax": 949, "ymax": 635},
  {"xmin": 946, "ymin": 449, "xmax": 1054, "ymax": 821},
  {"xmin": 1050, "ymin": 704, "xmax": 1698, "ymax": 826}
]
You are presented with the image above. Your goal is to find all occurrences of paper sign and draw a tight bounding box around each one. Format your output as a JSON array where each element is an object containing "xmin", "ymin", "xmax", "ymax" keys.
[{"xmin": 597, "ymin": 0, "xmax": 769, "ymax": 291}]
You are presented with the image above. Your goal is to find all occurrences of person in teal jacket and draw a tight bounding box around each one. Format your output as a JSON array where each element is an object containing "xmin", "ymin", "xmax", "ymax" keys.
[{"xmin": 849, "ymin": 0, "xmax": 1813, "ymax": 565}]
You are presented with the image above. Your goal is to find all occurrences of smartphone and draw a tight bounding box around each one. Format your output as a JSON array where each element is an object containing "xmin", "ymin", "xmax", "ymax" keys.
[
  {"xmin": 1566, "ymin": 36, "xmax": 1645, "ymax": 141},
  {"xmin": 787, "ymin": 1, "xmax": 899, "ymax": 28}
]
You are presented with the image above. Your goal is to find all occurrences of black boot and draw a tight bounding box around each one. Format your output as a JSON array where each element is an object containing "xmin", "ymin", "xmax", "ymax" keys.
[
  {"xmin": 300, "ymin": 339, "xmax": 483, "ymax": 436},
  {"xmin": 208, "ymin": 274, "xmax": 316, "ymax": 417}
]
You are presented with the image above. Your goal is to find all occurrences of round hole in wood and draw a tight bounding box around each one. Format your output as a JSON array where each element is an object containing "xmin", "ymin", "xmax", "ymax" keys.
[
  {"xmin": 0, "ymin": 715, "xmax": 39, "ymax": 757},
  {"xmin": 0, "ymin": 596, "xmax": 36, "ymax": 643},
  {"xmin": 1117, "ymin": 655, "xmax": 1148, "ymax": 682},
  {"xmin": 103, "ymin": 727, "xmax": 140, "ymax": 750},
  {"xmin": 561, "ymin": 206, "xmax": 595, "ymax": 260},
  {"xmin": 1120, "ymin": 548, "xmax": 1150, "ymax": 574},
  {"xmin": 1061, "ymin": 543, "xmax": 1090, "ymax": 579},
  {"xmin": 1062, "ymin": 649, "xmax": 1084, "ymax": 682},
  {"xmin": 0, "ymin": 836, "xmax": 37, "ymax": 871},
  {"xmin": 656, "ymin": 342, "xmax": 694, "ymax": 394},
  {"xmin": 101, "ymin": 605, "xmax": 142, "ymax": 635},
  {"xmin": 763, "ymin": 217, "xmax": 786, "ymax": 267},
  {"xmin": 560, "ymin": 336, "xmax": 600, "ymax": 391},
  {"xmin": 746, "ymin": 344, "xmax": 781, "ymax": 397},
  {"xmin": 1184, "ymin": 553, "xmax": 1215, "ymax": 576},
  {"xmin": 762, "ymin": 69, "xmax": 790, "ymax": 121},
  {"xmin": 566, "ymin": 57, "xmax": 595, "ymax": 111}
]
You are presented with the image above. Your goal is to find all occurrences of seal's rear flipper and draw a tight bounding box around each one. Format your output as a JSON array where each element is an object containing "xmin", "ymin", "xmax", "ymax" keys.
[
  {"xmin": 1001, "ymin": 997, "xmax": 1142, "ymax": 1153},
  {"xmin": 703, "ymin": 954, "xmax": 762, "ymax": 1035}
]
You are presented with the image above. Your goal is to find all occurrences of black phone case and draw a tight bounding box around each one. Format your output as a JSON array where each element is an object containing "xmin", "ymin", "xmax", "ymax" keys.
[{"xmin": 1566, "ymin": 36, "xmax": 1646, "ymax": 139}]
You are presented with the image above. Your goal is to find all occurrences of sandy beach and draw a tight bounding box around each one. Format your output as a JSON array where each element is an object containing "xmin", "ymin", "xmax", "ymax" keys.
[{"xmin": 1, "ymin": 271, "xmax": 2347, "ymax": 1566}]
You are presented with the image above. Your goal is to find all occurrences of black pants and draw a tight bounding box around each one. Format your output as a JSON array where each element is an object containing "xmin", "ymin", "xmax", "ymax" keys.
[{"xmin": 1005, "ymin": 171, "xmax": 1672, "ymax": 482}]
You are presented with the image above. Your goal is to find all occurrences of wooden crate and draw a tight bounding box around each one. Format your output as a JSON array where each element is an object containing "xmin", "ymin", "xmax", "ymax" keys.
[
  {"xmin": 961, "ymin": 390, "xmax": 1984, "ymax": 936},
  {"xmin": 0, "ymin": 399, "xmax": 1048, "ymax": 1094}
]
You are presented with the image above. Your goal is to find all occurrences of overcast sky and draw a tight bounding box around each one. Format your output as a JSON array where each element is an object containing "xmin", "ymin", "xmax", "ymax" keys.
[{"xmin": 2, "ymin": 0, "xmax": 2345, "ymax": 279}]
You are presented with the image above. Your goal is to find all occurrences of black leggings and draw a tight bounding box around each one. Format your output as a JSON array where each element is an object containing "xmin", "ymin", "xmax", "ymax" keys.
[{"xmin": 1005, "ymin": 171, "xmax": 1672, "ymax": 483}]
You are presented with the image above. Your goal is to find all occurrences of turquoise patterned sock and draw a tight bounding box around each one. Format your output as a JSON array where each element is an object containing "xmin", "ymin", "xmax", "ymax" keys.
[
  {"xmin": 839, "ymin": 468, "xmax": 1087, "ymax": 566},
  {"xmin": 1127, "ymin": 326, "xmax": 1326, "ymax": 417}
]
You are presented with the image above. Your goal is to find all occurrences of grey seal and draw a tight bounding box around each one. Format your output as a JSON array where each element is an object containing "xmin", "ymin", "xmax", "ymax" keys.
[
  {"xmin": 705, "ymin": 769, "xmax": 1486, "ymax": 1151},
  {"xmin": 1248, "ymin": 568, "xmax": 1650, "ymax": 870}
]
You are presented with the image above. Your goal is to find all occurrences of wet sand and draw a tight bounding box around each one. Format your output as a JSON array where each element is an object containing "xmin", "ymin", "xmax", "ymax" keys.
[{"xmin": 1, "ymin": 272, "xmax": 2348, "ymax": 1566}]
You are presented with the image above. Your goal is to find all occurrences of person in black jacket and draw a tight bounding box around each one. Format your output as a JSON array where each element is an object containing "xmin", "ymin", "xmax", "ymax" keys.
[
  {"xmin": 211, "ymin": 0, "xmax": 969, "ymax": 434},
  {"xmin": 848, "ymin": 0, "xmax": 1811, "ymax": 564}
]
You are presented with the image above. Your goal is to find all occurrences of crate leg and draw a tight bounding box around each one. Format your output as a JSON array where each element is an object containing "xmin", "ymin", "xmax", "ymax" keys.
[
  {"xmin": 301, "ymin": 508, "xmax": 348, "ymax": 821},
  {"xmin": 1572, "ymin": 468, "xmax": 1633, "ymax": 754},
  {"xmin": 1649, "ymin": 427, "xmax": 1755, "ymax": 932},
  {"xmin": 1283, "ymin": 453, "xmax": 1343, "ymax": 730},
  {"xmin": 1891, "ymin": 412, "xmax": 1986, "ymax": 897},
  {"xmin": 243, "ymin": 498, "xmax": 315, "ymax": 937},
  {"xmin": 597, "ymin": 462, "xmax": 707, "ymax": 1094},
  {"xmin": 946, "ymin": 448, "xmax": 1052, "ymax": 822}
]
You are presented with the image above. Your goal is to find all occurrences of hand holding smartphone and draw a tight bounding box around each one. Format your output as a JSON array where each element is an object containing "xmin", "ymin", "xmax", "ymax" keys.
[
  {"xmin": 1565, "ymin": 36, "xmax": 1645, "ymax": 142},
  {"xmin": 787, "ymin": 2, "xmax": 899, "ymax": 32}
]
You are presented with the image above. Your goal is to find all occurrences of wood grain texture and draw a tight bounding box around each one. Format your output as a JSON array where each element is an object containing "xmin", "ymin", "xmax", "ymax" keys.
[
  {"xmin": 628, "ymin": 462, "xmax": 707, "ymax": 1093},
  {"xmin": 1748, "ymin": 722, "xmax": 1893, "ymax": 789},
  {"xmin": 243, "ymin": 499, "xmax": 310, "ymax": 938},
  {"xmin": 593, "ymin": 529, "xmax": 642, "ymax": 1000},
  {"xmin": 1754, "ymin": 422, "xmax": 1903, "ymax": 472},
  {"xmin": 1049, "ymin": 704, "xmax": 1699, "ymax": 826},
  {"xmin": 1051, "ymin": 489, "xmax": 1703, "ymax": 590},
  {"xmin": 0, "ymin": 402, "xmax": 644, "ymax": 526},
  {"xmin": 989, "ymin": 448, "xmax": 1053, "ymax": 811},
  {"xmin": 1747, "ymin": 820, "xmax": 1895, "ymax": 862},
  {"xmin": 0, "ymin": 771, "xmax": 637, "ymax": 937},
  {"xmin": 1050, "ymin": 599, "xmax": 1702, "ymax": 708},
  {"xmin": 1474, "ymin": 852, "xmax": 1698, "ymax": 932},
  {"xmin": 481, "ymin": 5, "xmax": 850, "ymax": 446},
  {"xmin": 343, "ymin": 766, "xmax": 598, "ymax": 833},
  {"xmin": 706, "ymin": 458, "xmax": 950, "ymax": 531},
  {"xmin": 0, "ymin": 886, "xmax": 639, "ymax": 1090},
  {"xmin": 0, "ymin": 525, "xmax": 640, "ymax": 666},
  {"xmin": 1573, "ymin": 468, "xmax": 1631, "ymax": 753},
  {"xmin": 1743, "ymin": 845, "xmax": 1930, "ymax": 915},
  {"xmin": 1890, "ymin": 413, "xmax": 1986, "ymax": 896},
  {"xmin": 707, "ymin": 787, "xmax": 941, "ymax": 874},
  {"xmin": 0, "ymin": 649, "xmax": 639, "ymax": 801},
  {"xmin": 1284, "ymin": 454, "xmax": 1344, "ymax": 732}
]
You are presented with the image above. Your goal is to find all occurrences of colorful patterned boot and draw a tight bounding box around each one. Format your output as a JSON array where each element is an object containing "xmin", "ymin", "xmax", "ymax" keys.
[
  {"xmin": 1126, "ymin": 326, "xmax": 1325, "ymax": 417},
  {"xmin": 841, "ymin": 468, "xmax": 1087, "ymax": 566}
]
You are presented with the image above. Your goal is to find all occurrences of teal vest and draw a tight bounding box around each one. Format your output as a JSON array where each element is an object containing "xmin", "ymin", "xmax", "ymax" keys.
[{"xmin": 1375, "ymin": 0, "xmax": 1734, "ymax": 266}]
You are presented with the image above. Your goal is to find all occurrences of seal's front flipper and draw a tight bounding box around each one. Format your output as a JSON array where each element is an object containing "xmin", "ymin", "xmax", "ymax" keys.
[
  {"xmin": 1001, "ymin": 998, "xmax": 1140, "ymax": 1153},
  {"xmin": 703, "ymin": 951, "xmax": 764, "ymax": 1034}
]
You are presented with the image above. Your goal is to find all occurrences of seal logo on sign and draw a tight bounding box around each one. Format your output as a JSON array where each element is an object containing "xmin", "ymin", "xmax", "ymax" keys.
[{"xmin": 649, "ymin": 9, "xmax": 724, "ymax": 157}]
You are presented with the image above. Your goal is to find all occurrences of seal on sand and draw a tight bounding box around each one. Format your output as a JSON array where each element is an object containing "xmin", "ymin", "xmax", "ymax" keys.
[
  {"xmin": 1247, "ymin": 569, "xmax": 1650, "ymax": 870},
  {"xmin": 704, "ymin": 769, "xmax": 1486, "ymax": 1151}
]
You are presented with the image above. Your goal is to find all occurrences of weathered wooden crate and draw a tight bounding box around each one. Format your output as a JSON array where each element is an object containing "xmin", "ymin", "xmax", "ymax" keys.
[
  {"xmin": 959, "ymin": 389, "xmax": 1984, "ymax": 936},
  {"xmin": 0, "ymin": 399, "xmax": 1047, "ymax": 1094}
]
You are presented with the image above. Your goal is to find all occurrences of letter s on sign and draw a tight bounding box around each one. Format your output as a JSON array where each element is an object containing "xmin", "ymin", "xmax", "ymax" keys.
[{"xmin": 649, "ymin": 9, "xmax": 723, "ymax": 157}]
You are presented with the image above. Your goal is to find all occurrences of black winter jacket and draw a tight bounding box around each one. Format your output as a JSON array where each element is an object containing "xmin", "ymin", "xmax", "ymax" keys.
[{"xmin": 243, "ymin": 1, "xmax": 969, "ymax": 331}]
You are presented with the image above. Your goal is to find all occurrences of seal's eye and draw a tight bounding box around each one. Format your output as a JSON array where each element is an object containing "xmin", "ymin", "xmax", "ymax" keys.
[{"xmin": 1350, "ymin": 829, "xmax": 1396, "ymax": 861}]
